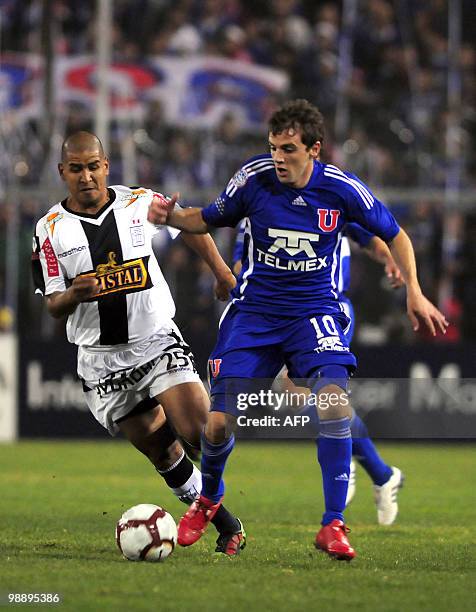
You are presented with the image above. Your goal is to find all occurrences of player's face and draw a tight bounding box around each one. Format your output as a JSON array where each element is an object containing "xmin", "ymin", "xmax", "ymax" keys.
[
  {"xmin": 58, "ymin": 148, "xmax": 109, "ymax": 211},
  {"xmin": 268, "ymin": 129, "xmax": 320, "ymax": 189}
]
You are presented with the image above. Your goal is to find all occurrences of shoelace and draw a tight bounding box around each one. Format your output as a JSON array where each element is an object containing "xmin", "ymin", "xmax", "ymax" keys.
[{"xmin": 332, "ymin": 523, "xmax": 351, "ymax": 535}]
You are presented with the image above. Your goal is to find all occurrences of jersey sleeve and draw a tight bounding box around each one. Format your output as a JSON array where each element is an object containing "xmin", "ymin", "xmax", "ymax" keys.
[
  {"xmin": 32, "ymin": 218, "xmax": 67, "ymax": 296},
  {"xmin": 341, "ymin": 172, "xmax": 400, "ymax": 242},
  {"xmin": 202, "ymin": 168, "xmax": 249, "ymax": 228},
  {"xmin": 231, "ymin": 220, "xmax": 246, "ymax": 266},
  {"xmin": 345, "ymin": 222, "xmax": 374, "ymax": 247}
]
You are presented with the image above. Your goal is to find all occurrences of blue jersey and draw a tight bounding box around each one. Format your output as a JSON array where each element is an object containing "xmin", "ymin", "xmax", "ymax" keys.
[
  {"xmin": 232, "ymin": 219, "xmax": 374, "ymax": 297},
  {"xmin": 202, "ymin": 155, "xmax": 400, "ymax": 318},
  {"xmin": 339, "ymin": 222, "xmax": 374, "ymax": 295}
]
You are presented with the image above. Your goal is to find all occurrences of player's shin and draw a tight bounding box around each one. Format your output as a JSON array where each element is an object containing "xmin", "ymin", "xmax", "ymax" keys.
[
  {"xmin": 157, "ymin": 446, "xmax": 240, "ymax": 534},
  {"xmin": 200, "ymin": 404, "xmax": 236, "ymax": 504},
  {"xmin": 314, "ymin": 378, "xmax": 352, "ymax": 525},
  {"xmin": 200, "ymin": 433, "xmax": 234, "ymax": 503},
  {"xmin": 350, "ymin": 410, "xmax": 392, "ymax": 486},
  {"xmin": 156, "ymin": 449, "xmax": 201, "ymax": 504},
  {"xmin": 317, "ymin": 418, "xmax": 352, "ymax": 524}
]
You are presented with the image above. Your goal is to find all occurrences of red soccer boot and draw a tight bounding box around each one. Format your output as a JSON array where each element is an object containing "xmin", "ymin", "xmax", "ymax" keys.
[
  {"xmin": 315, "ymin": 519, "xmax": 356, "ymax": 561},
  {"xmin": 178, "ymin": 495, "xmax": 223, "ymax": 546}
]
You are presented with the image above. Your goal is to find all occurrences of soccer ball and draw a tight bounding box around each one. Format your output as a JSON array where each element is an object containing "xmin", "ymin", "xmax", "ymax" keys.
[{"xmin": 116, "ymin": 504, "xmax": 177, "ymax": 562}]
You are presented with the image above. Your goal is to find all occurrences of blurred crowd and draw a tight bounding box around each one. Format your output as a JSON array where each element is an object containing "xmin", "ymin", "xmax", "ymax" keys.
[
  {"xmin": 0, "ymin": 0, "xmax": 475, "ymax": 355},
  {"xmin": 2, "ymin": 0, "xmax": 475, "ymax": 188}
]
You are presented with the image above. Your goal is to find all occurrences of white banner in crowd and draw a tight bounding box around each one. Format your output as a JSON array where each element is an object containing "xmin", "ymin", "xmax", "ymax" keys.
[
  {"xmin": 0, "ymin": 334, "xmax": 17, "ymax": 442},
  {"xmin": 1, "ymin": 53, "xmax": 289, "ymax": 127}
]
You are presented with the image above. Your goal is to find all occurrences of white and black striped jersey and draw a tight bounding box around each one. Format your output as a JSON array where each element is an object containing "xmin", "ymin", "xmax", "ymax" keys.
[{"xmin": 32, "ymin": 185, "xmax": 180, "ymax": 347}]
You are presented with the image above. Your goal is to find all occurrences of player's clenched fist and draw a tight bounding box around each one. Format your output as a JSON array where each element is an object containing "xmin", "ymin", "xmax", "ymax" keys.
[
  {"xmin": 148, "ymin": 192, "xmax": 179, "ymax": 225},
  {"xmin": 214, "ymin": 270, "xmax": 237, "ymax": 301},
  {"xmin": 70, "ymin": 275, "xmax": 100, "ymax": 302}
]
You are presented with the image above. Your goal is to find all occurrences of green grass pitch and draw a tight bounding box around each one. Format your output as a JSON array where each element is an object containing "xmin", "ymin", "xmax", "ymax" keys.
[{"xmin": 1, "ymin": 441, "xmax": 475, "ymax": 611}]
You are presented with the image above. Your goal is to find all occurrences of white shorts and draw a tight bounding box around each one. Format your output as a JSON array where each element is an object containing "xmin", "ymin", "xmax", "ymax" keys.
[{"xmin": 78, "ymin": 323, "xmax": 201, "ymax": 435}]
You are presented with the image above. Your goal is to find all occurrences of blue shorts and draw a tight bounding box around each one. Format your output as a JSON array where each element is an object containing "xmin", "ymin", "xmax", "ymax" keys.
[
  {"xmin": 208, "ymin": 304, "xmax": 356, "ymax": 413},
  {"xmin": 339, "ymin": 295, "xmax": 355, "ymax": 344}
]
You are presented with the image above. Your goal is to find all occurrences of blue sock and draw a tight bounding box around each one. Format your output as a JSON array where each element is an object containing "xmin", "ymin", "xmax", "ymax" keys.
[
  {"xmin": 317, "ymin": 417, "xmax": 352, "ymax": 525},
  {"xmin": 351, "ymin": 413, "xmax": 392, "ymax": 486},
  {"xmin": 200, "ymin": 432, "xmax": 235, "ymax": 503}
]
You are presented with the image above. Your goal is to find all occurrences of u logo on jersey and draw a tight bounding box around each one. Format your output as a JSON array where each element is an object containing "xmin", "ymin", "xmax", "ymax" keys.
[
  {"xmin": 317, "ymin": 209, "xmax": 340, "ymax": 232},
  {"xmin": 208, "ymin": 358, "xmax": 222, "ymax": 378}
]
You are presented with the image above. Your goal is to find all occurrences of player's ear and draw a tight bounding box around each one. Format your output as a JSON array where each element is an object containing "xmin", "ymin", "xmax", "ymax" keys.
[
  {"xmin": 104, "ymin": 156, "xmax": 110, "ymax": 176},
  {"xmin": 58, "ymin": 163, "xmax": 65, "ymax": 180},
  {"xmin": 310, "ymin": 141, "xmax": 321, "ymax": 159}
]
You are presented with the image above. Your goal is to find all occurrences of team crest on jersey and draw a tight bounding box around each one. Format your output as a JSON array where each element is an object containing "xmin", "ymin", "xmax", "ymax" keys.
[
  {"xmin": 81, "ymin": 251, "xmax": 149, "ymax": 296},
  {"xmin": 317, "ymin": 209, "xmax": 340, "ymax": 232},
  {"xmin": 208, "ymin": 358, "xmax": 222, "ymax": 378},
  {"xmin": 232, "ymin": 168, "xmax": 248, "ymax": 188},
  {"xmin": 44, "ymin": 212, "xmax": 63, "ymax": 237},
  {"xmin": 130, "ymin": 219, "xmax": 145, "ymax": 247}
]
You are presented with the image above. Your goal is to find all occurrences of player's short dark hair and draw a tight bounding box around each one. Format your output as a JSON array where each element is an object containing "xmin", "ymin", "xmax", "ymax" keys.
[
  {"xmin": 268, "ymin": 99, "xmax": 325, "ymax": 148},
  {"xmin": 61, "ymin": 131, "xmax": 105, "ymax": 162}
]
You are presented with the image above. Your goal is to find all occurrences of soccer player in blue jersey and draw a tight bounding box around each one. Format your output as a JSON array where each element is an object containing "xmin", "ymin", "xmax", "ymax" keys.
[
  {"xmin": 149, "ymin": 99, "xmax": 448, "ymax": 560},
  {"xmin": 232, "ymin": 220, "xmax": 405, "ymax": 524}
]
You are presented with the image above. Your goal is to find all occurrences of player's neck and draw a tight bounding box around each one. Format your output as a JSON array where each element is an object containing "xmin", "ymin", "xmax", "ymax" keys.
[{"xmin": 66, "ymin": 189, "xmax": 110, "ymax": 215}]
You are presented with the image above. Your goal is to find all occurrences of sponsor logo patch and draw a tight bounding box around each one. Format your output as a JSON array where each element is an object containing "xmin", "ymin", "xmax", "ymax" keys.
[
  {"xmin": 57, "ymin": 245, "xmax": 87, "ymax": 259},
  {"xmin": 44, "ymin": 212, "xmax": 63, "ymax": 237},
  {"xmin": 42, "ymin": 237, "xmax": 59, "ymax": 276},
  {"xmin": 124, "ymin": 188, "xmax": 148, "ymax": 207},
  {"xmin": 291, "ymin": 196, "xmax": 307, "ymax": 207},
  {"xmin": 268, "ymin": 228, "xmax": 320, "ymax": 257},
  {"xmin": 80, "ymin": 251, "xmax": 149, "ymax": 297}
]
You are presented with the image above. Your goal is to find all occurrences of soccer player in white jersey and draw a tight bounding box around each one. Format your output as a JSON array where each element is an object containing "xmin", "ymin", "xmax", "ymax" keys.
[
  {"xmin": 149, "ymin": 99, "xmax": 448, "ymax": 561},
  {"xmin": 31, "ymin": 131, "xmax": 245, "ymax": 556}
]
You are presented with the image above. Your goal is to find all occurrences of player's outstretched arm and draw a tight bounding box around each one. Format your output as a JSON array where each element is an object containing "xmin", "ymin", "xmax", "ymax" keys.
[
  {"xmin": 45, "ymin": 276, "xmax": 100, "ymax": 318},
  {"xmin": 180, "ymin": 233, "xmax": 237, "ymax": 301},
  {"xmin": 148, "ymin": 193, "xmax": 209, "ymax": 234},
  {"xmin": 389, "ymin": 229, "xmax": 448, "ymax": 336},
  {"xmin": 364, "ymin": 236, "xmax": 404, "ymax": 288}
]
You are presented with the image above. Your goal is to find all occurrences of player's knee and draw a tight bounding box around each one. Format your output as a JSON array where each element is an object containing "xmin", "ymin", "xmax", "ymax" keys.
[
  {"xmin": 205, "ymin": 411, "xmax": 236, "ymax": 443},
  {"xmin": 173, "ymin": 412, "xmax": 205, "ymax": 449},
  {"xmin": 316, "ymin": 384, "xmax": 352, "ymax": 420},
  {"xmin": 310, "ymin": 365, "xmax": 352, "ymax": 421}
]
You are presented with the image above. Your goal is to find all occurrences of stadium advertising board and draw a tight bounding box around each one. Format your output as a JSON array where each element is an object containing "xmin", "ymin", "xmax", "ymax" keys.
[
  {"xmin": 0, "ymin": 333, "xmax": 18, "ymax": 442},
  {"xmin": 18, "ymin": 337, "xmax": 109, "ymax": 438},
  {"xmin": 18, "ymin": 338, "xmax": 476, "ymax": 439}
]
